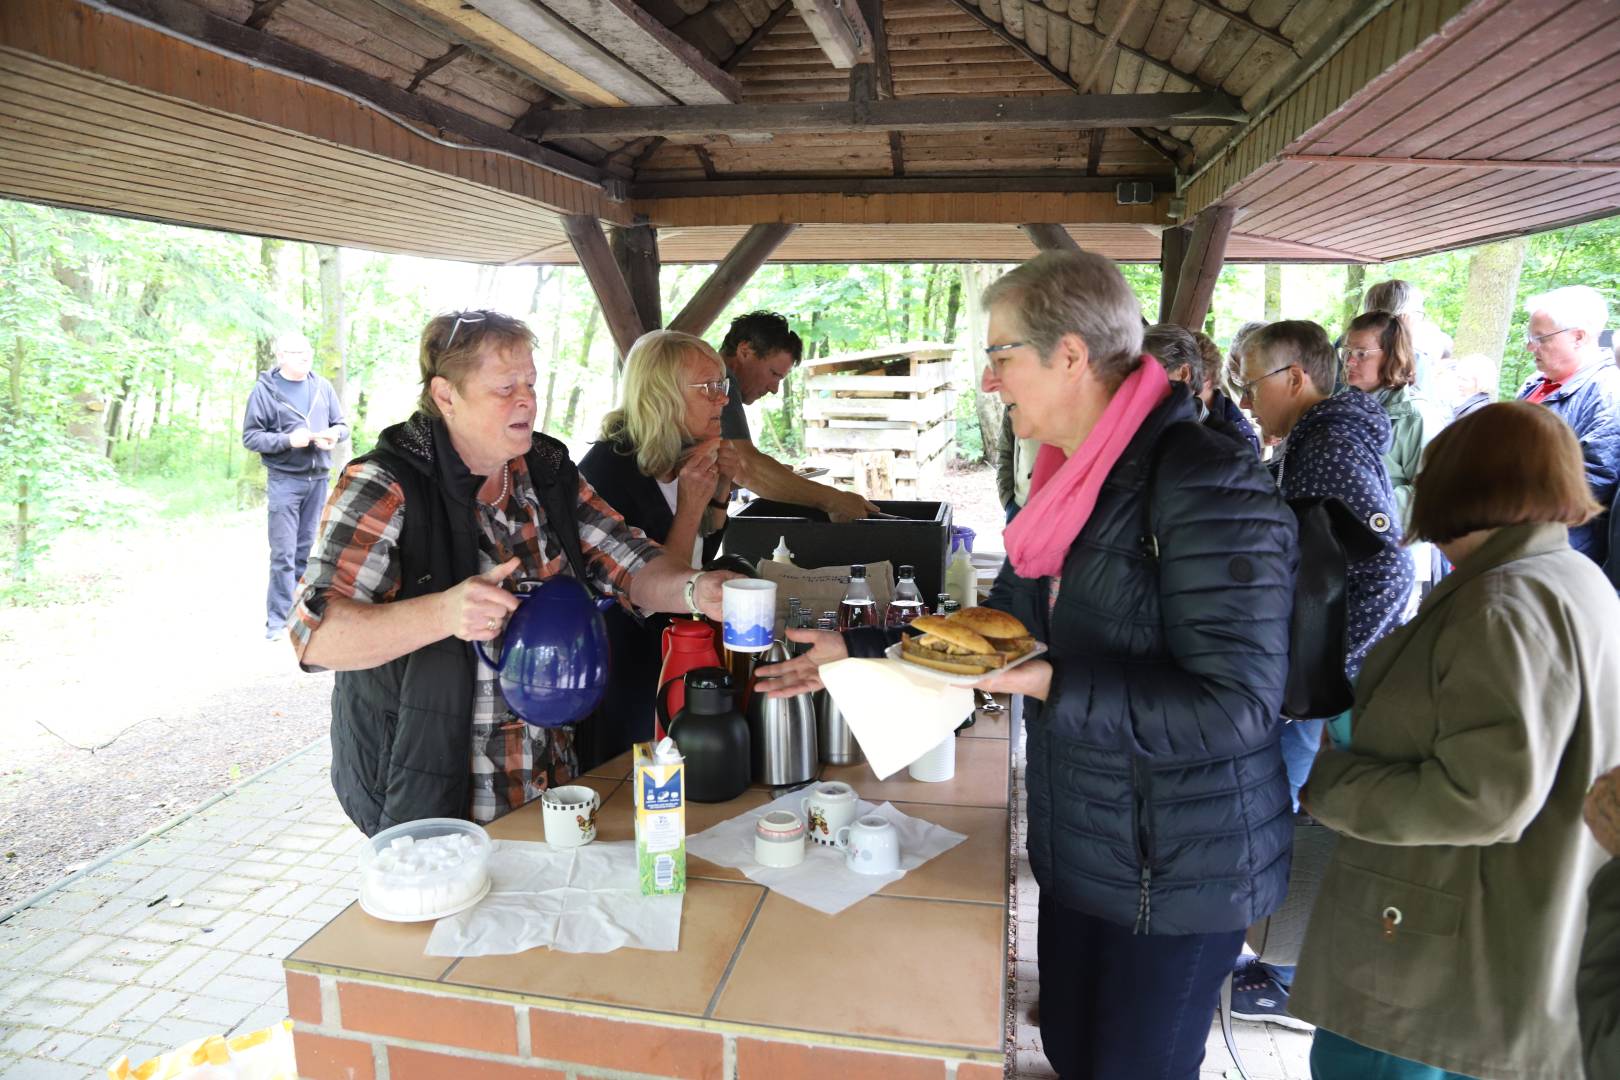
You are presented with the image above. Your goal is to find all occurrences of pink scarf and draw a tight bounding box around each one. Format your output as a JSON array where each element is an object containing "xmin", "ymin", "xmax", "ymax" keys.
[{"xmin": 1004, "ymin": 358, "xmax": 1172, "ymax": 579}]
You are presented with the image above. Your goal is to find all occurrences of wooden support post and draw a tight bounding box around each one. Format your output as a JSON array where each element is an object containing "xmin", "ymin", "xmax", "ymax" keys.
[
  {"xmin": 561, "ymin": 215, "xmax": 647, "ymax": 362},
  {"xmin": 610, "ymin": 222, "xmax": 662, "ymax": 335},
  {"xmin": 1020, "ymin": 224, "xmax": 1081, "ymax": 254},
  {"xmin": 1157, "ymin": 225, "xmax": 1188, "ymax": 323},
  {"xmin": 1167, "ymin": 208, "xmax": 1236, "ymax": 332},
  {"xmin": 668, "ymin": 223, "xmax": 798, "ymax": 337}
]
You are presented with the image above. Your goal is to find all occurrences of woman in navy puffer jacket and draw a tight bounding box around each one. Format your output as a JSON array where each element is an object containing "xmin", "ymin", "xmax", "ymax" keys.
[{"xmin": 764, "ymin": 252, "xmax": 1298, "ymax": 1080}]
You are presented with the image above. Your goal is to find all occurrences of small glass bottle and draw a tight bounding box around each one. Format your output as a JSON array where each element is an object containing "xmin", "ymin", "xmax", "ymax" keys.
[
  {"xmin": 885, "ymin": 564, "xmax": 927, "ymax": 628},
  {"xmin": 941, "ymin": 597, "xmax": 962, "ymax": 615},
  {"xmin": 817, "ymin": 612, "xmax": 838, "ymax": 632},
  {"xmin": 837, "ymin": 564, "xmax": 877, "ymax": 631}
]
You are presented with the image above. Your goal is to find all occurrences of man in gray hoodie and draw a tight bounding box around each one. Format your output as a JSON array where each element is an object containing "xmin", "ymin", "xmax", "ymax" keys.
[{"xmin": 242, "ymin": 333, "xmax": 348, "ymax": 639}]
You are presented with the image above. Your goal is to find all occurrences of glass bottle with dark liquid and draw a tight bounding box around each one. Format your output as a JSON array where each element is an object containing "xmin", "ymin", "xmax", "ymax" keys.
[{"xmin": 837, "ymin": 564, "xmax": 877, "ymax": 631}]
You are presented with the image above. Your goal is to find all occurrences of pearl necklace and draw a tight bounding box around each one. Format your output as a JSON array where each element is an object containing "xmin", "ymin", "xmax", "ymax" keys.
[{"xmin": 484, "ymin": 463, "xmax": 508, "ymax": 507}]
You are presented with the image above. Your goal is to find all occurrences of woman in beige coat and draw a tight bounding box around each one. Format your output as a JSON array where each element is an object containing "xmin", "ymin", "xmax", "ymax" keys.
[{"xmin": 1290, "ymin": 401, "xmax": 1620, "ymax": 1080}]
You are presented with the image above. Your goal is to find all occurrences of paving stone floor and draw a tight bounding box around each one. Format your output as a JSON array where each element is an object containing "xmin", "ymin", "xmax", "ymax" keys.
[
  {"xmin": 0, "ymin": 743, "xmax": 361, "ymax": 1080},
  {"xmin": 1, "ymin": 726, "xmax": 1311, "ymax": 1080}
]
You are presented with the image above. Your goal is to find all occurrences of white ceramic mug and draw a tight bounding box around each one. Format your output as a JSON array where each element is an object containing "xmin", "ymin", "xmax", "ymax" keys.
[
  {"xmin": 722, "ymin": 579, "xmax": 777, "ymax": 653},
  {"xmin": 541, "ymin": 785, "xmax": 600, "ymax": 848},
  {"xmin": 800, "ymin": 781, "xmax": 859, "ymax": 846},
  {"xmin": 754, "ymin": 810, "xmax": 806, "ymax": 868},
  {"xmin": 834, "ymin": 814, "xmax": 900, "ymax": 875}
]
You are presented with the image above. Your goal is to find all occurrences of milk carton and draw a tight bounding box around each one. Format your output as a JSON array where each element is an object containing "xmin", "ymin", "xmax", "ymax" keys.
[{"xmin": 634, "ymin": 737, "xmax": 686, "ymax": 895}]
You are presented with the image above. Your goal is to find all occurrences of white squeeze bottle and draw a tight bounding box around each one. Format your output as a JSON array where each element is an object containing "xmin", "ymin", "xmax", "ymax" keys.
[
  {"xmin": 771, "ymin": 535, "xmax": 795, "ymax": 565},
  {"xmin": 947, "ymin": 538, "xmax": 977, "ymax": 607}
]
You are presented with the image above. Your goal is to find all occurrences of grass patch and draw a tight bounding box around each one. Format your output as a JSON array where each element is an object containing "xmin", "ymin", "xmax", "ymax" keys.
[{"xmin": 128, "ymin": 472, "xmax": 247, "ymax": 519}]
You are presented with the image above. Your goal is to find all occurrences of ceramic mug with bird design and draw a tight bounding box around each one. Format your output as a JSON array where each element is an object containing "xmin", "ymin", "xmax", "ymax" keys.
[{"xmin": 542, "ymin": 785, "xmax": 601, "ymax": 848}]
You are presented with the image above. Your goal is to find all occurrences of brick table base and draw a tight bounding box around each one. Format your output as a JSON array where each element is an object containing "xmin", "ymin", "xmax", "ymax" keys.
[{"xmin": 287, "ymin": 972, "xmax": 1002, "ymax": 1080}]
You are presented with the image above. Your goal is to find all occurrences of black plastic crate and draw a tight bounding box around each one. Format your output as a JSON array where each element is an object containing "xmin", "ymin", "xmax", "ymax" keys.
[{"xmin": 722, "ymin": 498, "xmax": 953, "ymax": 602}]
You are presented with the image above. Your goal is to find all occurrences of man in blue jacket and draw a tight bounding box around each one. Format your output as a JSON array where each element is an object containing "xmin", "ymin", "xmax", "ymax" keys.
[
  {"xmin": 1519, "ymin": 286, "xmax": 1619, "ymax": 575},
  {"xmin": 242, "ymin": 333, "xmax": 348, "ymax": 639}
]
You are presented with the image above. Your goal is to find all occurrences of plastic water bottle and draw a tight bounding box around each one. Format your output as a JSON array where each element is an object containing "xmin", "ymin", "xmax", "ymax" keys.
[
  {"xmin": 885, "ymin": 564, "xmax": 927, "ymax": 628},
  {"xmin": 837, "ymin": 564, "xmax": 877, "ymax": 631}
]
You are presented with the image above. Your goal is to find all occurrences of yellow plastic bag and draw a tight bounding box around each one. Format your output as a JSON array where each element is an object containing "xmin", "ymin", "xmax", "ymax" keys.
[{"xmin": 106, "ymin": 1019, "xmax": 295, "ymax": 1080}]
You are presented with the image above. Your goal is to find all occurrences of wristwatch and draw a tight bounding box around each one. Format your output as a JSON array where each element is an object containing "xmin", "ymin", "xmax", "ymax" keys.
[
  {"xmin": 683, "ymin": 570, "xmax": 705, "ymax": 616},
  {"xmin": 708, "ymin": 497, "xmax": 729, "ymax": 511}
]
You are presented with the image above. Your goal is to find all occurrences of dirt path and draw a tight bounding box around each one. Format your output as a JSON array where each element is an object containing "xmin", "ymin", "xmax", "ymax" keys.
[{"xmin": 0, "ymin": 510, "xmax": 332, "ymax": 908}]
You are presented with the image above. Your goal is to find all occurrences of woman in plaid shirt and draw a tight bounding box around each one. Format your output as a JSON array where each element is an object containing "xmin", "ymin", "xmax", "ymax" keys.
[{"xmin": 290, "ymin": 310, "xmax": 735, "ymax": 836}]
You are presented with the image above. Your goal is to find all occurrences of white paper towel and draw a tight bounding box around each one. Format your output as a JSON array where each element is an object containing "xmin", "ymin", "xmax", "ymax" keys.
[
  {"xmin": 426, "ymin": 840, "xmax": 682, "ymax": 956},
  {"xmin": 817, "ymin": 657, "xmax": 975, "ymax": 780},
  {"xmin": 685, "ymin": 790, "xmax": 965, "ymax": 916}
]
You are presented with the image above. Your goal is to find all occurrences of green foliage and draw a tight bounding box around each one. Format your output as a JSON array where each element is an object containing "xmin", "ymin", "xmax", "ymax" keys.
[{"xmin": 954, "ymin": 387, "xmax": 984, "ymax": 461}]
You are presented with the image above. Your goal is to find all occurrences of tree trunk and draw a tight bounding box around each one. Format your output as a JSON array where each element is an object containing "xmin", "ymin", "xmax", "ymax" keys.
[
  {"xmin": 1340, "ymin": 264, "xmax": 1366, "ymax": 335},
  {"xmin": 943, "ymin": 272, "xmax": 962, "ymax": 342},
  {"xmin": 963, "ymin": 264, "xmax": 1001, "ymax": 465},
  {"xmin": 256, "ymin": 239, "xmax": 282, "ymax": 373},
  {"xmin": 316, "ymin": 245, "xmax": 350, "ymax": 471},
  {"xmin": 921, "ymin": 265, "xmax": 939, "ymax": 339},
  {"xmin": 1263, "ymin": 264, "xmax": 1282, "ymax": 321},
  {"xmin": 539, "ymin": 368, "xmax": 559, "ymax": 433},
  {"xmin": 1450, "ymin": 238, "xmax": 1529, "ymax": 390},
  {"xmin": 561, "ymin": 383, "xmax": 583, "ymax": 436},
  {"xmin": 6, "ymin": 225, "xmax": 27, "ymax": 578}
]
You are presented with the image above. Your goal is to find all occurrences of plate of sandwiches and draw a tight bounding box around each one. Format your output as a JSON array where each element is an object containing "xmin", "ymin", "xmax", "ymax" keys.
[{"xmin": 885, "ymin": 607, "xmax": 1046, "ymax": 684}]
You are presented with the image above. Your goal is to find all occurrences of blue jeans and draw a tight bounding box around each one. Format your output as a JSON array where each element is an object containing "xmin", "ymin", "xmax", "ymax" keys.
[
  {"xmin": 265, "ymin": 469, "xmax": 328, "ymax": 633},
  {"xmin": 1280, "ymin": 717, "xmax": 1325, "ymax": 812},
  {"xmin": 1038, "ymin": 894, "xmax": 1246, "ymax": 1079},
  {"xmin": 1005, "ymin": 500, "xmax": 1021, "ymax": 523},
  {"xmin": 1311, "ymin": 1029, "xmax": 1478, "ymax": 1079}
]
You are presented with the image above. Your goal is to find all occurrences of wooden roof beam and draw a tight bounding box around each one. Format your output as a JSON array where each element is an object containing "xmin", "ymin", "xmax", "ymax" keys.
[
  {"xmin": 561, "ymin": 214, "xmax": 650, "ymax": 359},
  {"xmin": 526, "ymin": 92, "xmax": 1245, "ymax": 140},
  {"xmin": 1021, "ymin": 224, "xmax": 1082, "ymax": 254},
  {"xmin": 404, "ymin": 44, "xmax": 467, "ymax": 94},
  {"xmin": 1282, "ymin": 153, "xmax": 1620, "ymax": 172},
  {"xmin": 93, "ymin": 0, "xmax": 604, "ymax": 186},
  {"xmin": 1186, "ymin": 0, "xmax": 1299, "ymax": 53},
  {"xmin": 466, "ymin": 0, "xmax": 732, "ymax": 107},
  {"xmin": 630, "ymin": 175, "xmax": 1156, "ymax": 197},
  {"xmin": 669, "ymin": 223, "xmax": 797, "ymax": 337},
  {"xmin": 723, "ymin": 1, "xmax": 796, "ymax": 73},
  {"xmin": 938, "ymin": 0, "xmax": 1221, "ymax": 99},
  {"xmin": 1167, "ymin": 205, "xmax": 1236, "ymax": 330},
  {"xmin": 792, "ymin": 0, "xmax": 874, "ymax": 70}
]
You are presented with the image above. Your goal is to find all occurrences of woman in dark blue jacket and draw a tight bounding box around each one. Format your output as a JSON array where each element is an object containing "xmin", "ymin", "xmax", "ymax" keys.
[{"xmin": 765, "ymin": 252, "xmax": 1298, "ymax": 1080}]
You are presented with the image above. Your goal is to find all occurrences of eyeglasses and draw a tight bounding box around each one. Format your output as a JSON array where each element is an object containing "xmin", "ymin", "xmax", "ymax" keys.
[
  {"xmin": 1238, "ymin": 364, "xmax": 1293, "ymax": 399},
  {"xmin": 443, "ymin": 310, "xmax": 488, "ymax": 349},
  {"xmin": 984, "ymin": 341, "xmax": 1026, "ymax": 365},
  {"xmin": 1338, "ymin": 347, "xmax": 1383, "ymax": 363},
  {"xmin": 1526, "ymin": 326, "xmax": 1572, "ymax": 349},
  {"xmin": 688, "ymin": 377, "xmax": 731, "ymax": 400}
]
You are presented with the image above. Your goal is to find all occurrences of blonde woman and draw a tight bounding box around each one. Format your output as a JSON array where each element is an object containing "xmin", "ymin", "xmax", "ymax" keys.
[{"xmin": 577, "ymin": 330, "xmax": 739, "ymax": 763}]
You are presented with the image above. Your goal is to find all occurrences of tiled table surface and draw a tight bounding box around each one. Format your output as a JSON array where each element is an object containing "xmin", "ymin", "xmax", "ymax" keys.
[{"xmin": 287, "ymin": 714, "xmax": 1016, "ymax": 1057}]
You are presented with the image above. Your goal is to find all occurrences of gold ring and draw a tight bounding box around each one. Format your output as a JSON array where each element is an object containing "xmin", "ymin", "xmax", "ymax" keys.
[{"xmin": 485, "ymin": 617, "xmax": 499, "ymax": 631}]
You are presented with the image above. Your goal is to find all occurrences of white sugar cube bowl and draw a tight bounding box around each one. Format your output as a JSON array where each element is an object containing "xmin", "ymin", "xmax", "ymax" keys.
[{"xmin": 358, "ymin": 818, "xmax": 492, "ymax": 922}]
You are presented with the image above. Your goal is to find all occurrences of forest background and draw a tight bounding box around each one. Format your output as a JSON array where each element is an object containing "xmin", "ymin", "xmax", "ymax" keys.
[{"xmin": 3, "ymin": 196, "xmax": 1618, "ymax": 604}]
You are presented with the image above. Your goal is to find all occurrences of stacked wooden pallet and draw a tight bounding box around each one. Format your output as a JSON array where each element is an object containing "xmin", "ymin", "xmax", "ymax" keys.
[{"xmin": 801, "ymin": 342, "xmax": 957, "ymax": 498}]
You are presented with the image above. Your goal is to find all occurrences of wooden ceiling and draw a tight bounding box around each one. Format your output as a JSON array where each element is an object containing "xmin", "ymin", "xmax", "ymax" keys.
[{"xmin": 0, "ymin": 0, "xmax": 1616, "ymax": 266}]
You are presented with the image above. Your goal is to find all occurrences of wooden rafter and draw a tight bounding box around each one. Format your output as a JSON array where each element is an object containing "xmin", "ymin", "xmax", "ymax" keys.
[
  {"xmin": 243, "ymin": 0, "xmax": 286, "ymax": 31},
  {"xmin": 404, "ymin": 44, "xmax": 466, "ymax": 94},
  {"xmin": 1168, "ymin": 206, "xmax": 1236, "ymax": 330},
  {"xmin": 561, "ymin": 215, "xmax": 647, "ymax": 358},
  {"xmin": 669, "ymin": 223, "xmax": 797, "ymax": 336},
  {"xmin": 1020, "ymin": 224, "xmax": 1082, "ymax": 253},
  {"xmin": 1086, "ymin": 129, "xmax": 1105, "ymax": 176},
  {"xmin": 1186, "ymin": 0, "xmax": 1298, "ymax": 53},
  {"xmin": 96, "ymin": 0, "xmax": 603, "ymax": 185},
  {"xmin": 631, "ymin": 175, "xmax": 1159, "ymax": 197},
  {"xmin": 938, "ymin": 0, "xmax": 1220, "ymax": 98},
  {"xmin": 1077, "ymin": 0, "xmax": 1143, "ymax": 93},
  {"xmin": 723, "ymin": 1, "xmax": 796, "ymax": 72},
  {"xmin": 860, "ymin": 0, "xmax": 904, "ymax": 177},
  {"xmin": 525, "ymin": 92, "xmax": 1244, "ymax": 140},
  {"xmin": 792, "ymin": 0, "xmax": 874, "ymax": 69},
  {"xmin": 464, "ymin": 0, "xmax": 681, "ymax": 107},
  {"xmin": 1282, "ymin": 153, "xmax": 1620, "ymax": 172}
]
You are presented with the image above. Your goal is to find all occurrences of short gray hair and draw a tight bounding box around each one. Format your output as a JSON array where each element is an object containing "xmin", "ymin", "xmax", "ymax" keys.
[
  {"xmin": 1143, "ymin": 323, "xmax": 1204, "ymax": 386},
  {"xmin": 1365, "ymin": 279, "xmax": 1419, "ymax": 316},
  {"xmin": 1526, "ymin": 285, "xmax": 1609, "ymax": 337},
  {"xmin": 982, "ymin": 251, "xmax": 1144, "ymax": 388},
  {"xmin": 1244, "ymin": 320, "xmax": 1338, "ymax": 395}
]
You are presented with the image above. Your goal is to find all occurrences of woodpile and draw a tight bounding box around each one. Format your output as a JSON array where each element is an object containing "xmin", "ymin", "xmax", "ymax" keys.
[{"xmin": 802, "ymin": 342, "xmax": 957, "ymax": 498}]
